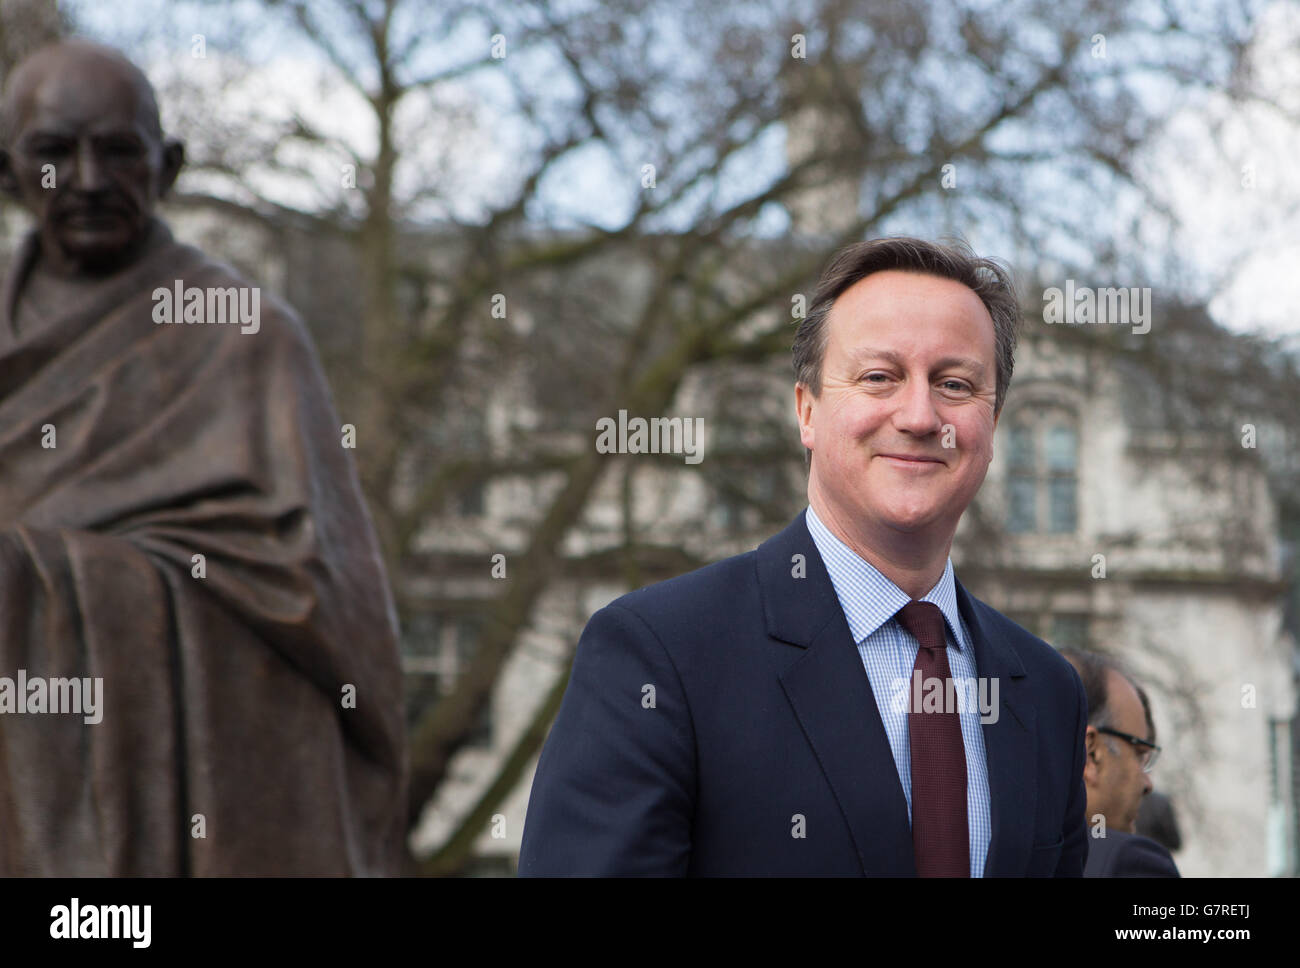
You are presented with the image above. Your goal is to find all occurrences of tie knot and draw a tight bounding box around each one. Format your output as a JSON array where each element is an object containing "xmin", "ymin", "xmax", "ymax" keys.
[{"xmin": 897, "ymin": 601, "xmax": 947, "ymax": 652}]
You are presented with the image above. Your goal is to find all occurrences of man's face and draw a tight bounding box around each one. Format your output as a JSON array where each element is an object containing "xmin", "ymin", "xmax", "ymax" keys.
[
  {"xmin": 1084, "ymin": 671, "xmax": 1155, "ymax": 833},
  {"xmin": 796, "ymin": 270, "xmax": 1000, "ymax": 548},
  {"xmin": 0, "ymin": 55, "xmax": 180, "ymax": 275}
]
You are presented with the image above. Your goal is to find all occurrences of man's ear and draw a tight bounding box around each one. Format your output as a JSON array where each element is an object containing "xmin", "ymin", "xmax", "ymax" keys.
[
  {"xmin": 157, "ymin": 137, "xmax": 184, "ymax": 198},
  {"xmin": 0, "ymin": 148, "xmax": 19, "ymax": 201},
  {"xmin": 795, "ymin": 381, "xmax": 816, "ymax": 452},
  {"xmin": 1081, "ymin": 727, "xmax": 1102, "ymax": 764},
  {"xmin": 988, "ymin": 405, "xmax": 1000, "ymax": 463},
  {"xmin": 1083, "ymin": 725, "xmax": 1102, "ymax": 773}
]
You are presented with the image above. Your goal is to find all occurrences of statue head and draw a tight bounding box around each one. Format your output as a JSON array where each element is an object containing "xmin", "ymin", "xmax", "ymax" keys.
[{"xmin": 0, "ymin": 39, "xmax": 184, "ymax": 276}]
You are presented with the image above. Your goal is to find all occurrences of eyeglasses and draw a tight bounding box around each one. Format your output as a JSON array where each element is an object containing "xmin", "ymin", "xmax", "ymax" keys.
[{"xmin": 1096, "ymin": 727, "xmax": 1160, "ymax": 773}]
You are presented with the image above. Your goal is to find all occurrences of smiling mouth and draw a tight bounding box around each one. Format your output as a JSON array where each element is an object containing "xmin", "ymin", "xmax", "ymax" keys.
[{"xmin": 878, "ymin": 454, "xmax": 945, "ymax": 466}]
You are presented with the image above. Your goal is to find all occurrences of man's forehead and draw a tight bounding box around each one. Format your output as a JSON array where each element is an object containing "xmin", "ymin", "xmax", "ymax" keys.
[
  {"xmin": 1106, "ymin": 670, "xmax": 1149, "ymax": 735},
  {"xmin": 19, "ymin": 91, "xmax": 153, "ymax": 137},
  {"xmin": 832, "ymin": 270, "xmax": 991, "ymax": 318},
  {"xmin": 825, "ymin": 271, "xmax": 996, "ymax": 357},
  {"xmin": 6, "ymin": 44, "xmax": 158, "ymax": 139}
]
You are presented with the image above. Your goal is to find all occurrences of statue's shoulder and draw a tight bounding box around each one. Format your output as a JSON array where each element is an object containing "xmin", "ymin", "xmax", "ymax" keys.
[{"xmin": 166, "ymin": 240, "xmax": 311, "ymax": 348}]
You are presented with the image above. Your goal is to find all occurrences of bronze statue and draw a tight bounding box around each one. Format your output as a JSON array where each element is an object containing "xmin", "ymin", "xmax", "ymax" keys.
[{"xmin": 0, "ymin": 40, "xmax": 407, "ymax": 874}]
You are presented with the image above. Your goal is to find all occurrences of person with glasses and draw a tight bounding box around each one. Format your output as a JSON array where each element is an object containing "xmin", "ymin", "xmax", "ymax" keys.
[{"xmin": 1060, "ymin": 649, "xmax": 1180, "ymax": 877}]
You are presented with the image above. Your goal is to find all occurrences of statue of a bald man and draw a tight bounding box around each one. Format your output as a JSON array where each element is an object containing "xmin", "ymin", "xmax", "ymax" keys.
[{"xmin": 0, "ymin": 40, "xmax": 408, "ymax": 875}]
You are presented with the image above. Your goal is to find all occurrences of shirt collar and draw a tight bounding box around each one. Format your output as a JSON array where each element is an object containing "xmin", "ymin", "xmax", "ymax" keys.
[{"xmin": 805, "ymin": 504, "xmax": 967, "ymax": 650}]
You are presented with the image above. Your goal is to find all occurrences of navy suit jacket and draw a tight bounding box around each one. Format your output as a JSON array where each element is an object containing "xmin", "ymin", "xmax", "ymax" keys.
[
  {"xmin": 519, "ymin": 511, "xmax": 1089, "ymax": 876},
  {"xmin": 1084, "ymin": 830, "xmax": 1180, "ymax": 877}
]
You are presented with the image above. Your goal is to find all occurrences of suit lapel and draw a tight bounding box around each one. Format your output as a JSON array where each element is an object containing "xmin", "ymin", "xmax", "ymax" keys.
[
  {"xmin": 955, "ymin": 581, "xmax": 1037, "ymax": 876},
  {"xmin": 758, "ymin": 512, "xmax": 1045, "ymax": 876},
  {"xmin": 758, "ymin": 511, "xmax": 914, "ymax": 874}
]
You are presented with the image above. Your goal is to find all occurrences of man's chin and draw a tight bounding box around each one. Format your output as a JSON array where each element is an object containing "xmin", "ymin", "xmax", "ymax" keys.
[
  {"xmin": 55, "ymin": 232, "xmax": 146, "ymax": 272},
  {"xmin": 875, "ymin": 505, "xmax": 947, "ymax": 535}
]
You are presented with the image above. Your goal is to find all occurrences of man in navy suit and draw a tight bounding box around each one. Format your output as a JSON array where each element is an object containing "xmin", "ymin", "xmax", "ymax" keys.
[
  {"xmin": 1083, "ymin": 830, "xmax": 1179, "ymax": 877},
  {"xmin": 519, "ymin": 237, "xmax": 1089, "ymax": 876},
  {"xmin": 1061, "ymin": 650, "xmax": 1180, "ymax": 877}
]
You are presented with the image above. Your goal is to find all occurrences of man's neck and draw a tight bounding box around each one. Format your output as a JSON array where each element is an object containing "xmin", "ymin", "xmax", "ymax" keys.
[{"xmin": 808, "ymin": 492, "xmax": 954, "ymax": 600}]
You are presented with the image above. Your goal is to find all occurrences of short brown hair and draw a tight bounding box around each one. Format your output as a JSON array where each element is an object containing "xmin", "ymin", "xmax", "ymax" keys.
[
  {"xmin": 792, "ymin": 236, "xmax": 1021, "ymax": 415},
  {"xmin": 1060, "ymin": 648, "xmax": 1155, "ymax": 743}
]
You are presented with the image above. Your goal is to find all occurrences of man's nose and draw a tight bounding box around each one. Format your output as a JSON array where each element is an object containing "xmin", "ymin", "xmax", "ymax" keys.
[
  {"xmin": 892, "ymin": 375, "xmax": 942, "ymax": 435},
  {"xmin": 1141, "ymin": 772, "xmax": 1154, "ymax": 796},
  {"xmin": 72, "ymin": 142, "xmax": 108, "ymax": 192}
]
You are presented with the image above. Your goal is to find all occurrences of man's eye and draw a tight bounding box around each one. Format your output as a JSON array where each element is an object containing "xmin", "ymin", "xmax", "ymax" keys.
[
  {"xmin": 103, "ymin": 140, "xmax": 144, "ymax": 157},
  {"xmin": 29, "ymin": 141, "xmax": 71, "ymax": 158},
  {"xmin": 940, "ymin": 380, "xmax": 970, "ymax": 392},
  {"xmin": 863, "ymin": 372, "xmax": 890, "ymax": 383}
]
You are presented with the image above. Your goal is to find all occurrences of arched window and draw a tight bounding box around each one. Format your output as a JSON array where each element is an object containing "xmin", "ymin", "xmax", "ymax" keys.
[{"xmin": 1006, "ymin": 412, "xmax": 1078, "ymax": 534}]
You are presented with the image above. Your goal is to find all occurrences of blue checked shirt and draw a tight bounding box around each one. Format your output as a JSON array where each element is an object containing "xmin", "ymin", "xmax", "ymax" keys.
[{"xmin": 805, "ymin": 505, "xmax": 992, "ymax": 877}]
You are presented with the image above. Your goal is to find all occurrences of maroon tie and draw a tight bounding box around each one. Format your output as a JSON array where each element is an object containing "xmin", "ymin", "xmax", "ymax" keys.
[{"xmin": 896, "ymin": 601, "xmax": 970, "ymax": 877}]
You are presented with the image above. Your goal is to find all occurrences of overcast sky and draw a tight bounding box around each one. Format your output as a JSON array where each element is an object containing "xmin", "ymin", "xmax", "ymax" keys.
[{"xmin": 65, "ymin": 0, "xmax": 1300, "ymax": 341}]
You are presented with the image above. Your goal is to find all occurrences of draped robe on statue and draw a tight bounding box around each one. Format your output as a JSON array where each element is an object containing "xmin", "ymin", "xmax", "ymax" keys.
[{"xmin": 0, "ymin": 220, "xmax": 407, "ymax": 874}]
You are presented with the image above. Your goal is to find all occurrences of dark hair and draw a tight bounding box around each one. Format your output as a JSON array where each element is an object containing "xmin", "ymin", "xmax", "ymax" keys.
[
  {"xmin": 792, "ymin": 236, "xmax": 1021, "ymax": 414},
  {"xmin": 1136, "ymin": 682, "xmax": 1156, "ymax": 745},
  {"xmin": 1060, "ymin": 648, "xmax": 1153, "ymax": 744}
]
